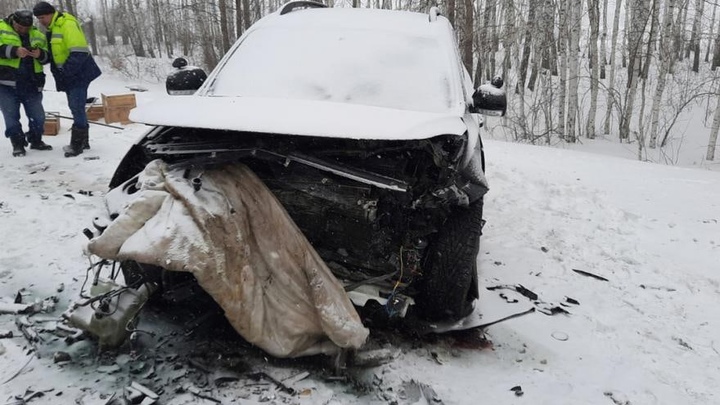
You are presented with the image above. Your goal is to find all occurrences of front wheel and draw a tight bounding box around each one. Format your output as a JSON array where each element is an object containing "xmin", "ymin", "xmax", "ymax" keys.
[{"xmin": 414, "ymin": 199, "xmax": 483, "ymax": 321}]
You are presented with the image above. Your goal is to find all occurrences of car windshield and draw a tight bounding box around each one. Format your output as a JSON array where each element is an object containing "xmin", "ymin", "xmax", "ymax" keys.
[{"xmin": 207, "ymin": 24, "xmax": 456, "ymax": 113}]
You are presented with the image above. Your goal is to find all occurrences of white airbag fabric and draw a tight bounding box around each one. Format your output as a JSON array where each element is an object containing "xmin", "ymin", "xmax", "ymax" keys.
[{"xmin": 88, "ymin": 160, "xmax": 369, "ymax": 357}]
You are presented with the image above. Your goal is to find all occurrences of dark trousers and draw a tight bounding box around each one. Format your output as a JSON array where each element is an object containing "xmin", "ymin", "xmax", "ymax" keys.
[
  {"xmin": 66, "ymin": 85, "xmax": 89, "ymax": 129},
  {"xmin": 0, "ymin": 84, "xmax": 45, "ymax": 138}
]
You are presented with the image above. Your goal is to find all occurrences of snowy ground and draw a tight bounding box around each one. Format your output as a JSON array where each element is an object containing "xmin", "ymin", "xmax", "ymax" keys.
[{"xmin": 1, "ymin": 70, "xmax": 719, "ymax": 404}]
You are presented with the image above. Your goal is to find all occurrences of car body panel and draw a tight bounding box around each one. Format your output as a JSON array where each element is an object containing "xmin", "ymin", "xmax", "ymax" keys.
[{"xmin": 130, "ymin": 96, "xmax": 468, "ymax": 140}]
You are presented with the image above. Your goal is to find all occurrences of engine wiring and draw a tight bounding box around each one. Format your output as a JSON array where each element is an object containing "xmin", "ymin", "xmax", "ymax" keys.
[{"xmin": 384, "ymin": 246, "xmax": 405, "ymax": 317}]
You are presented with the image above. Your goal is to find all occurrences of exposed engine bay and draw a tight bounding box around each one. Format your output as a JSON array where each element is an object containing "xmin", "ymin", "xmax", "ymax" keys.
[{"xmin": 102, "ymin": 127, "xmax": 487, "ymax": 326}]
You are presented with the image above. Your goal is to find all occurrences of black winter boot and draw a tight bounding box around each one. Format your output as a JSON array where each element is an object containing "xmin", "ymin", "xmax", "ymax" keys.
[
  {"xmin": 26, "ymin": 132, "xmax": 53, "ymax": 151},
  {"xmin": 63, "ymin": 127, "xmax": 88, "ymax": 157},
  {"xmin": 10, "ymin": 135, "xmax": 26, "ymax": 157}
]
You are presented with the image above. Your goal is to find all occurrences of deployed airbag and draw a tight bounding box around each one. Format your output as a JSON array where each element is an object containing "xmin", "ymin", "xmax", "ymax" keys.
[{"xmin": 88, "ymin": 159, "xmax": 369, "ymax": 357}]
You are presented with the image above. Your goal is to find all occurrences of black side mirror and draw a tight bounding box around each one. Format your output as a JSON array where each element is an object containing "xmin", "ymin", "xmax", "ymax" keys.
[
  {"xmin": 166, "ymin": 58, "xmax": 207, "ymax": 95},
  {"xmin": 471, "ymin": 76, "xmax": 507, "ymax": 116},
  {"xmin": 171, "ymin": 57, "xmax": 188, "ymax": 69}
]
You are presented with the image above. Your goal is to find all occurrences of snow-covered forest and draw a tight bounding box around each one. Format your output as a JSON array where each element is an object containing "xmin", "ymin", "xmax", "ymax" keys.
[{"xmin": 2, "ymin": 0, "xmax": 720, "ymax": 165}]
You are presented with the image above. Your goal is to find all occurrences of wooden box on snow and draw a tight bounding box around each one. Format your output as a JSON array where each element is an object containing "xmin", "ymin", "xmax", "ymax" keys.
[
  {"xmin": 86, "ymin": 104, "xmax": 105, "ymax": 121},
  {"xmin": 44, "ymin": 112, "xmax": 60, "ymax": 136},
  {"xmin": 102, "ymin": 93, "xmax": 137, "ymax": 124}
]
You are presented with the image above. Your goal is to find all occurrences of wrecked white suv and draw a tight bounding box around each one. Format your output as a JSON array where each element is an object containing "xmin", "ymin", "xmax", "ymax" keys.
[{"xmin": 100, "ymin": 1, "xmax": 505, "ymax": 330}]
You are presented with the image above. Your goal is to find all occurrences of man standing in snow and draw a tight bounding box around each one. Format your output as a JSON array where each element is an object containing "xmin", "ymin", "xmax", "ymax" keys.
[
  {"xmin": 32, "ymin": 1, "xmax": 101, "ymax": 158},
  {"xmin": 0, "ymin": 9, "xmax": 53, "ymax": 157}
]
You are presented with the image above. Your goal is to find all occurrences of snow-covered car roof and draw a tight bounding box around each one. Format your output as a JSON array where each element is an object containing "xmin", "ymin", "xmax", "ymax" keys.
[{"xmin": 131, "ymin": 6, "xmax": 471, "ymax": 140}]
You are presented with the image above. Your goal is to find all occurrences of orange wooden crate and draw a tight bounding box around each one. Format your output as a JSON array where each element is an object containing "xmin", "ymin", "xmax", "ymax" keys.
[
  {"xmin": 44, "ymin": 112, "xmax": 60, "ymax": 135},
  {"xmin": 102, "ymin": 93, "xmax": 136, "ymax": 124}
]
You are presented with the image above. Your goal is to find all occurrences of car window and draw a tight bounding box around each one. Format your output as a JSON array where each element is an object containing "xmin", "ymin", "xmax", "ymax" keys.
[{"xmin": 207, "ymin": 25, "xmax": 456, "ymax": 113}]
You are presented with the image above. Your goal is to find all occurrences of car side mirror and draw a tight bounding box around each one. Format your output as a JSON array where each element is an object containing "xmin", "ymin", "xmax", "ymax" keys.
[
  {"xmin": 166, "ymin": 58, "xmax": 208, "ymax": 95},
  {"xmin": 470, "ymin": 76, "xmax": 506, "ymax": 116}
]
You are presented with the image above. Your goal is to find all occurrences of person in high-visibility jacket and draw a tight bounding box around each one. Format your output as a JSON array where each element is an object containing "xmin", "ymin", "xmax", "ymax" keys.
[
  {"xmin": 0, "ymin": 9, "xmax": 52, "ymax": 157},
  {"xmin": 33, "ymin": 1, "xmax": 101, "ymax": 158}
]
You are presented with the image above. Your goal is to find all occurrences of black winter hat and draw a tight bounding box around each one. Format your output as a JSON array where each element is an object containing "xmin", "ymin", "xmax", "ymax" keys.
[
  {"xmin": 32, "ymin": 1, "xmax": 56, "ymax": 16},
  {"xmin": 13, "ymin": 10, "xmax": 34, "ymax": 26}
]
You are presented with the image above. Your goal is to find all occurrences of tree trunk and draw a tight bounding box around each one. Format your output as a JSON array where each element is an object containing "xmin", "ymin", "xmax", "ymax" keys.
[
  {"xmin": 502, "ymin": 0, "xmax": 517, "ymax": 79},
  {"xmin": 707, "ymin": 93, "xmax": 720, "ymax": 160},
  {"xmin": 690, "ymin": 0, "xmax": 704, "ymax": 72},
  {"xmin": 566, "ymin": 0, "xmax": 582, "ymax": 142},
  {"xmin": 118, "ymin": 0, "xmax": 132, "ymax": 47},
  {"xmin": 620, "ymin": 0, "xmax": 650, "ymax": 141},
  {"xmin": 84, "ymin": 20, "xmax": 98, "ymax": 56},
  {"xmin": 219, "ymin": 0, "xmax": 231, "ymax": 53},
  {"xmin": 587, "ymin": 0, "xmax": 600, "ymax": 138},
  {"xmin": 706, "ymin": 2, "xmax": 717, "ymax": 62},
  {"xmin": 600, "ymin": 0, "xmax": 608, "ymax": 78},
  {"xmin": 447, "ymin": 0, "xmax": 455, "ymax": 27},
  {"xmin": 101, "ymin": 0, "xmax": 116, "ymax": 45},
  {"xmin": 516, "ymin": 0, "xmax": 537, "ymax": 93},
  {"xmin": 641, "ymin": 0, "xmax": 659, "ymax": 79},
  {"xmin": 460, "ymin": 0, "xmax": 473, "ymax": 73},
  {"xmin": 539, "ymin": 0, "xmax": 556, "ymax": 75},
  {"xmin": 637, "ymin": 72, "xmax": 648, "ymax": 159},
  {"xmin": 649, "ymin": 0, "xmax": 676, "ymax": 149},
  {"xmin": 714, "ymin": 31, "xmax": 720, "ymax": 70},
  {"xmin": 622, "ymin": 9, "xmax": 629, "ymax": 67},
  {"xmin": 128, "ymin": 0, "xmax": 146, "ymax": 57},
  {"xmin": 242, "ymin": 0, "xmax": 251, "ymax": 34},
  {"xmin": 603, "ymin": 0, "xmax": 622, "ymax": 134},
  {"xmin": 486, "ymin": 0, "xmax": 498, "ymax": 80},
  {"xmin": 558, "ymin": 0, "xmax": 569, "ymax": 136},
  {"xmin": 675, "ymin": 0, "xmax": 687, "ymax": 62}
]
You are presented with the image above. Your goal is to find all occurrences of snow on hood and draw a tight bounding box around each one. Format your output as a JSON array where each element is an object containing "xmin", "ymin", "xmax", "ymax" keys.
[{"xmin": 130, "ymin": 95, "xmax": 468, "ymax": 140}]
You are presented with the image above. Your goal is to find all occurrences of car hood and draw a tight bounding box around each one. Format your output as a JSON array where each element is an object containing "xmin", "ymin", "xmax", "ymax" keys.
[{"xmin": 130, "ymin": 96, "xmax": 468, "ymax": 140}]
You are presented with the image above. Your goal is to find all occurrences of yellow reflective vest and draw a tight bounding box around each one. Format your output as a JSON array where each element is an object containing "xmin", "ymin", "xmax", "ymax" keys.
[
  {"xmin": 0, "ymin": 20, "xmax": 47, "ymax": 78},
  {"xmin": 46, "ymin": 11, "xmax": 90, "ymax": 68}
]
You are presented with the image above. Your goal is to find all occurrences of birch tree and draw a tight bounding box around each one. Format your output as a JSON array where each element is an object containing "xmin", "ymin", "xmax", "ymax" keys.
[
  {"xmin": 708, "ymin": 91, "xmax": 720, "ymax": 160},
  {"xmin": 706, "ymin": 2, "xmax": 717, "ymax": 62},
  {"xmin": 219, "ymin": 0, "xmax": 231, "ymax": 53},
  {"xmin": 649, "ymin": 0, "xmax": 676, "ymax": 148},
  {"xmin": 600, "ymin": 0, "xmax": 608, "ymax": 78},
  {"xmin": 714, "ymin": 30, "xmax": 720, "ymax": 70},
  {"xmin": 517, "ymin": 0, "xmax": 539, "ymax": 94},
  {"xmin": 557, "ymin": 0, "xmax": 569, "ymax": 137},
  {"xmin": 641, "ymin": 0, "xmax": 659, "ymax": 79},
  {"xmin": 619, "ymin": 0, "xmax": 649, "ymax": 141},
  {"xmin": 587, "ymin": 0, "xmax": 600, "ymax": 138},
  {"xmin": 460, "ymin": 0, "xmax": 473, "ymax": 73},
  {"xmin": 566, "ymin": 0, "xmax": 582, "ymax": 142},
  {"xmin": 447, "ymin": 0, "xmax": 456, "ymax": 29},
  {"xmin": 100, "ymin": 0, "xmax": 116, "ymax": 46},
  {"xmin": 689, "ymin": 0, "xmax": 703, "ymax": 72},
  {"xmin": 603, "ymin": 0, "xmax": 623, "ymax": 134}
]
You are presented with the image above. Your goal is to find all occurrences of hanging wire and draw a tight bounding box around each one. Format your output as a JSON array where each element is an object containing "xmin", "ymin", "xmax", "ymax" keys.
[{"xmin": 385, "ymin": 246, "xmax": 405, "ymax": 317}]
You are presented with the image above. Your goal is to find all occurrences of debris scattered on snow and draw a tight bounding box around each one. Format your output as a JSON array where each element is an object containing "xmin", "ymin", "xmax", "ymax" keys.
[
  {"xmin": 572, "ymin": 268, "xmax": 609, "ymax": 281},
  {"xmin": 639, "ymin": 284, "xmax": 676, "ymax": 292},
  {"xmin": 672, "ymin": 336, "xmax": 693, "ymax": 350},
  {"xmin": 510, "ymin": 385, "xmax": 524, "ymax": 396},
  {"xmin": 53, "ymin": 351, "xmax": 71, "ymax": 363},
  {"xmin": 604, "ymin": 390, "xmax": 631, "ymax": 404},
  {"xmin": 0, "ymin": 302, "xmax": 33, "ymax": 315}
]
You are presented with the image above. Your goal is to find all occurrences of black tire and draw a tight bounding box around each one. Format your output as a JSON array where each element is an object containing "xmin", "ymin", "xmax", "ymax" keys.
[{"xmin": 415, "ymin": 199, "xmax": 483, "ymax": 321}]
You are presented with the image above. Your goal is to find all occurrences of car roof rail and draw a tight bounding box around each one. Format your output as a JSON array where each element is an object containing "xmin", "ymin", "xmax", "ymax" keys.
[
  {"xmin": 279, "ymin": 0, "xmax": 328, "ymax": 15},
  {"xmin": 428, "ymin": 6, "xmax": 441, "ymax": 22}
]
